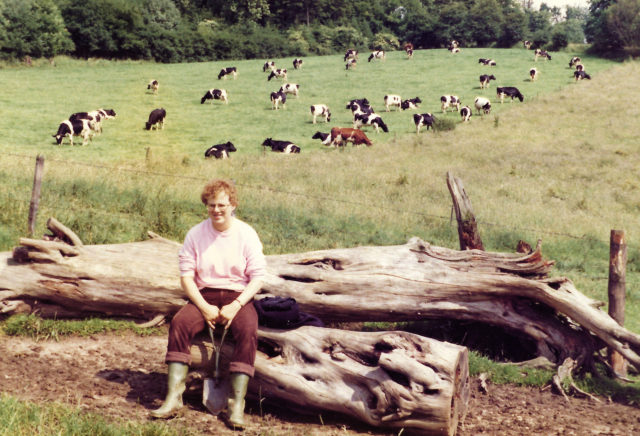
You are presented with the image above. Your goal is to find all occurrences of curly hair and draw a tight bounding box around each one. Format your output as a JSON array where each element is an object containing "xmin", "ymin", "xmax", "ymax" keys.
[{"xmin": 200, "ymin": 179, "xmax": 238, "ymax": 207}]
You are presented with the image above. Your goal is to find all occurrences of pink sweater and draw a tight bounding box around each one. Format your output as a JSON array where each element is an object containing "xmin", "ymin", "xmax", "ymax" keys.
[{"xmin": 178, "ymin": 218, "xmax": 267, "ymax": 291}]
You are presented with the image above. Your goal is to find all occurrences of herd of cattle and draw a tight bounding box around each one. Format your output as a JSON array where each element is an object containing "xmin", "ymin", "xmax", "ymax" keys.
[{"xmin": 51, "ymin": 45, "xmax": 592, "ymax": 155}]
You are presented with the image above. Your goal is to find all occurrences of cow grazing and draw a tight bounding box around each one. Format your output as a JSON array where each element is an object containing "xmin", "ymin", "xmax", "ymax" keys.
[
  {"xmin": 460, "ymin": 106, "xmax": 472, "ymax": 122},
  {"xmin": 330, "ymin": 127, "xmax": 372, "ymax": 147},
  {"xmin": 270, "ymin": 90, "xmax": 287, "ymax": 110},
  {"xmin": 368, "ymin": 50, "xmax": 385, "ymax": 62},
  {"xmin": 218, "ymin": 67, "xmax": 237, "ymax": 80},
  {"xmin": 312, "ymin": 131, "xmax": 333, "ymax": 145},
  {"xmin": 384, "ymin": 94, "xmax": 402, "ymax": 111},
  {"xmin": 147, "ymin": 79, "xmax": 159, "ymax": 94},
  {"xmin": 52, "ymin": 119, "xmax": 93, "ymax": 146},
  {"xmin": 401, "ymin": 97, "xmax": 422, "ymax": 110},
  {"xmin": 479, "ymin": 74, "xmax": 496, "ymax": 89},
  {"xmin": 201, "ymin": 88, "xmax": 228, "ymax": 104},
  {"xmin": 293, "ymin": 58, "xmax": 303, "ymax": 69},
  {"xmin": 574, "ymin": 70, "xmax": 591, "ymax": 81},
  {"xmin": 413, "ymin": 113, "xmax": 435, "ymax": 134},
  {"xmin": 496, "ymin": 86, "xmax": 524, "ymax": 103},
  {"xmin": 450, "ymin": 40, "xmax": 459, "ymax": 49},
  {"xmin": 450, "ymin": 47, "xmax": 461, "ymax": 54},
  {"xmin": 145, "ymin": 108, "xmax": 166, "ymax": 130},
  {"xmin": 523, "ymin": 40, "xmax": 532, "ymax": 49},
  {"xmin": 474, "ymin": 97, "xmax": 491, "ymax": 115},
  {"xmin": 529, "ymin": 67, "xmax": 539, "ymax": 81},
  {"xmin": 279, "ymin": 83, "xmax": 300, "ymax": 97},
  {"xmin": 262, "ymin": 138, "xmax": 300, "ymax": 153},
  {"xmin": 404, "ymin": 42, "xmax": 414, "ymax": 59},
  {"xmin": 478, "ymin": 58, "xmax": 496, "ymax": 66},
  {"xmin": 569, "ymin": 56, "xmax": 581, "ymax": 68},
  {"xmin": 263, "ymin": 61, "xmax": 275, "ymax": 72},
  {"xmin": 310, "ymin": 104, "xmax": 331, "ymax": 124},
  {"xmin": 441, "ymin": 95, "xmax": 461, "ymax": 112},
  {"xmin": 344, "ymin": 49, "xmax": 358, "ymax": 61},
  {"xmin": 69, "ymin": 111, "xmax": 102, "ymax": 134},
  {"xmin": 204, "ymin": 142, "xmax": 236, "ymax": 159},
  {"xmin": 406, "ymin": 48, "xmax": 414, "ymax": 59},
  {"xmin": 575, "ymin": 63, "xmax": 584, "ymax": 72},
  {"xmin": 353, "ymin": 112, "xmax": 389, "ymax": 133},
  {"xmin": 346, "ymin": 58, "xmax": 357, "ymax": 70},
  {"xmin": 534, "ymin": 49, "xmax": 551, "ymax": 61},
  {"xmin": 346, "ymin": 98, "xmax": 373, "ymax": 118},
  {"xmin": 267, "ymin": 68, "xmax": 287, "ymax": 81}
]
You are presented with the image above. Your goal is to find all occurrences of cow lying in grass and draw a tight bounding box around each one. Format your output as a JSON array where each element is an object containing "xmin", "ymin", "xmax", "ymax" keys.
[
  {"xmin": 312, "ymin": 131, "xmax": 332, "ymax": 145},
  {"xmin": 204, "ymin": 142, "xmax": 236, "ymax": 159},
  {"xmin": 262, "ymin": 138, "xmax": 300, "ymax": 153}
]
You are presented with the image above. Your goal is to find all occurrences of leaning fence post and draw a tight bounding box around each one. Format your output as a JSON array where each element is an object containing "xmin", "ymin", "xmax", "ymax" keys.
[
  {"xmin": 27, "ymin": 155, "xmax": 45, "ymax": 237},
  {"xmin": 608, "ymin": 229, "xmax": 627, "ymax": 376}
]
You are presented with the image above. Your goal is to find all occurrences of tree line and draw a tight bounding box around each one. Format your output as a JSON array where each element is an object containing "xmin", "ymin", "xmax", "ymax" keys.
[{"xmin": 0, "ymin": 0, "xmax": 630, "ymax": 64}]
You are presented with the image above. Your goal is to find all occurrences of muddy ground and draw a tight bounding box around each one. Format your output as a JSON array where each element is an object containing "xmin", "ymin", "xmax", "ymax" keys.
[{"xmin": 1, "ymin": 331, "xmax": 639, "ymax": 435}]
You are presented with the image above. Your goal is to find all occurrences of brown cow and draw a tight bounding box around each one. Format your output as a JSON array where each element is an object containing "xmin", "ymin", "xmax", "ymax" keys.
[{"xmin": 329, "ymin": 127, "xmax": 372, "ymax": 147}]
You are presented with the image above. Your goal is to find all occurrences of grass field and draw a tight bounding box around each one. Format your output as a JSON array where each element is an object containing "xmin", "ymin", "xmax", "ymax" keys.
[{"xmin": 1, "ymin": 47, "xmax": 639, "ymax": 332}]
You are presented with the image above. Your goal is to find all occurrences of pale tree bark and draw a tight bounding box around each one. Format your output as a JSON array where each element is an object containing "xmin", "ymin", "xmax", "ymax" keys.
[{"xmin": 2, "ymin": 219, "xmax": 640, "ymax": 371}]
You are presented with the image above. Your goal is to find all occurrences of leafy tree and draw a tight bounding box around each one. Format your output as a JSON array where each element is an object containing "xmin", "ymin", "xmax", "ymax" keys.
[
  {"xmin": 584, "ymin": 0, "xmax": 622, "ymax": 50},
  {"xmin": 497, "ymin": 6, "xmax": 527, "ymax": 47},
  {"xmin": 0, "ymin": 0, "xmax": 74, "ymax": 59},
  {"xmin": 435, "ymin": 2, "xmax": 470, "ymax": 47},
  {"xmin": 605, "ymin": 0, "xmax": 640, "ymax": 47},
  {"xmin": 141, "ymin": 0, "xmax": 181, "ymax": 30},
  {"xmin": 467, "ymin": 0, "xmax": 504, "ymax": 47}
]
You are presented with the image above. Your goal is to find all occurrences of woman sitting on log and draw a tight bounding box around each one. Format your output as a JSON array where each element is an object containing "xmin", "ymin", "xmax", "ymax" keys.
[{"xmin": 150, "ymin": 179, "xmax": 266, "ymax": 429}]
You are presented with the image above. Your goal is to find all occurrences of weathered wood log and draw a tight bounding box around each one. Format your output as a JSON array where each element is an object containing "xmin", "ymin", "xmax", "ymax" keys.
[
  {"xmin": 446, "ymin": 172, "xmax": 484, "ymax": 250},
  {"xmin": 2, "ymin": 220, "xmax": 640, "ymax": 371},
  {"xmin": 188, "ymin": 326, "xmax": 469, "ymax": 436}
]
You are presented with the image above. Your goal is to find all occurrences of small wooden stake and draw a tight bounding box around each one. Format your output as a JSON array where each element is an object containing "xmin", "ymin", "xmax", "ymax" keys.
[
  {"xmin": 608, "ymin": 229, "xmax": 627, "ymax": 376},
  {"xmin": 27, "ymin": 155, "xmax": 45, "ymax": 237},
  {"xmin": 446, "ymin": 171, "xmax": 484, "ymax": 251}
]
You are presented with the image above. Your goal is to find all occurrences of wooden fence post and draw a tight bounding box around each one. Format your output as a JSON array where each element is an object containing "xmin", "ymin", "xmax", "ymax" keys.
[
  {"xmin": 608, "ymin": 229, "xmax": 627, "ymax": 376},
  {"xmin": 27, "ymin": 155, "xmax": 45, "ymax": 237}
]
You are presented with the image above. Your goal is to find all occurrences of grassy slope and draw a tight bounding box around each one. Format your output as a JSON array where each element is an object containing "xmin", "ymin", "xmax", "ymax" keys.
[{"xmin": 1, "ymin": 49, "xmax": 639, "ymax": 331}]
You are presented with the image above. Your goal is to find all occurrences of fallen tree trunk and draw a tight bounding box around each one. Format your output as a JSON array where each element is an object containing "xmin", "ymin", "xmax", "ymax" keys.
[
  {"xmin": 189, "ymin": 327, "xmax": 469, "ymax": 436},
  {"xmin": 2, "ymin": 219, "xmax": 640, "ymax": 371}
]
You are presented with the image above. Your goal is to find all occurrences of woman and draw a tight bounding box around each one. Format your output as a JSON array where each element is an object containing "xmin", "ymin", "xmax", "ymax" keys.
[{"xmin": 151, "ymin": 179, "xmax": 266, "ymax": 429}]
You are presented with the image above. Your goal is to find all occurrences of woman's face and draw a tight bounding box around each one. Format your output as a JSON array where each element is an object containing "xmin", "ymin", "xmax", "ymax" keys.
[{"xmin": 206, "ymin": 191, "xmax": 236, "ymax": 231}]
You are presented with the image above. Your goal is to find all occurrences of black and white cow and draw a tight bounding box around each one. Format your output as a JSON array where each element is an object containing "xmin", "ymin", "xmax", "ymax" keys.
[
  {"xmin": 69, "ymin": 111, "xmax": 101, "ymax": 134},
  {"xmin": 479, "ymin": 74, "xmax": 496, "ymax": 89},
  {"xmin": 413, "ymin": 113, "xmax": 435, "ymax": 134},
  {"xmin": 346, "ymin": 58, "xmax": 357, "ymax": 70},
  {"xmin": 218, "ymin": 67, "xmax": 237, "ymax": 80},
  {"xmin": 353, "ymin": 112, "xmax": 389, "ymax": 133},
  {"xmin": 496, "ymin": 86, "xmax": 524, "ymax": 103},
  {"xmin": 368, "ymin": 50, "xmax": 385, "ymax": 62},
  {"xmin": 52, "ymin": 119, "xmax": 93, "ymax": 146},
  {"xmin": 449, "ymin": 40, "xmax": 459, "ymax": 50},
  {"xmin": 270, "ymin": 90, "xmax": 287, "ymax": 110},
  {"xmin": 460, "ymin": 106, "xmax": 472, "ymax": 122},
  {"xmin": 344, "ymin": 49, "xmax": 358, "ymax": 61},
  {"xmin": 346, "ymin": 98, "xmax": 374, "ymax": 118},
  {"xmin": 569, "ymin": 56, "xmax": 581, "ymax": 68},
  {"xmin": 575, "ymin": 63, "xmax": 584, "ymax": 72},
  {"xmin": 293, "ymin": 58, "xmax": 303, "ymax": 69},
  {"xmin": 523, "ymin": 40, "xmax": 532, "ymax": 49},
  {"xmin": 384, "ymin": 94, "xmax": 402, "ymax": 111},
  {"xmin": 267, "ymin": 68, "xmax": 287, "ymax": 81},
  {"xmin": 441, "ymin": 95, "xmax": 461, "ymax": 112},
  {"xmin": 262, "ymin": 138, "xmax": 300, "ymax": 153},
  {"xmin": 147, "ymin": 79, "xmax": 159, "ymax": 94},
  {"xmin": 310, "ymin": 104, "xmax": 331, "ymax": 123},
  {"xmin": 530, "ymin": 67, "xmax": 539, "ymax": 81},
  {"xmin": 401, "ymin": 97, "xmax": 422, "ymax": 110},
  {"xmin": 263, "ymin": 61, "xmax": 275, "ymax": 72},
  {"xmin": 478, "ymin": 58, "xmax": 496, "ymax": 66},
  {"xmin": 204, "ymin": 141, "xmax": 237, "ymax": 159},
  {"xmin": 145, "ymin": 108, "xmax": 166, "ymax": 130},
  {"xmin": 311, "ymin": 131, "xmax": 332, "ymax": 145},
  {"xmin": 279, "ymin": 83, "xmax": 300, "ymax": 97},
  {"xmin": 474, "ymin": 97, "xmax": 491, "ymax": 115},
  {"xmin": 201, "ymin": 88, "xmax": 228, "ymax": 104},
  {"xmin": 574, "ymin": 70, "xmax": 591, "ymax": 81},
  {"xmin": 534, "ymin": 49, "xmax": 552, "ymax": 61},
  {"xmin": 449, "ymin": 47, "xmax": 461, "ymax": 54}
]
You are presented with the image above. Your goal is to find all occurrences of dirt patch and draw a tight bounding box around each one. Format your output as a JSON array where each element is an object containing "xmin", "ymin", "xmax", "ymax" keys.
[{"xmin": 1, "ymin": 331, "xmax": 639, "ymax": 435}]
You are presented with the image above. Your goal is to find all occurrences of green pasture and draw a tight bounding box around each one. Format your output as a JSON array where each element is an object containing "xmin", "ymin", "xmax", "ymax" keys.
[{"xmin": 1, "ymin": 47, "xmax": 639, "ymax": 335}]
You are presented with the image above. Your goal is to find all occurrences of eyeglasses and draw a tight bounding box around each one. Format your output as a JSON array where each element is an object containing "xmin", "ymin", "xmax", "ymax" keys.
[{"xmin": 206, "ymin": 203, "xmax": 231, "ymax": 210}]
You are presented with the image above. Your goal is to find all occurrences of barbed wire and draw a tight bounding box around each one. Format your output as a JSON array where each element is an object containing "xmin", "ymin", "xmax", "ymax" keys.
[{"xmin": 4, "ymin": 152, "xmax": 635, "ymax": 249}]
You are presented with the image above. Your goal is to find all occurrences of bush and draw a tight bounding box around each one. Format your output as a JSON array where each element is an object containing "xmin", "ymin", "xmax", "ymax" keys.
[{"xmin": 370, "ymin": 32, "xmax": 399, "ymax": 51}]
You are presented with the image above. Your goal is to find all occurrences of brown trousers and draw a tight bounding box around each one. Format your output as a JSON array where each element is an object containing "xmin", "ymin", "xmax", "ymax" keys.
[{"xmin": 165, "ymin": 288, "xmax": 258, "ymax": 377}]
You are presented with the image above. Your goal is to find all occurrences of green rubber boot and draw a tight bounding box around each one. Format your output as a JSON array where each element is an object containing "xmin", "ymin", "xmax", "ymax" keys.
[
  {"xmin": 225, "ymin": 373, "xmax": 249, "ymax": 429},
  {"xmin": 150, "ymin": 362, "xmax": 189, "ymax": 419}
]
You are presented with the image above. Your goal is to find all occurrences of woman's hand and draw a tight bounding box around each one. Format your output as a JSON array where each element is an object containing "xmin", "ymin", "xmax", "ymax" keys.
[
  {"xmin": 219, "ymin": 300, "xmax": 242, "ymax": 326},
  {"xmin": 201, "ymin": 303, "xmax": 221, "ymax": 328}
]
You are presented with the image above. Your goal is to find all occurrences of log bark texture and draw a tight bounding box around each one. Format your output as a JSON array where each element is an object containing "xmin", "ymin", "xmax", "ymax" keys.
[
  {"xmin": 2, "ymin": 222, "xmax": 640, "ymax": 371},
  {"xmin": 190, "ymin": 327, "xmax": 469, "ymax": 436},
  {"xmin": 446, "ymin": 172, "xmax": 484, "ymax": 250}
]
